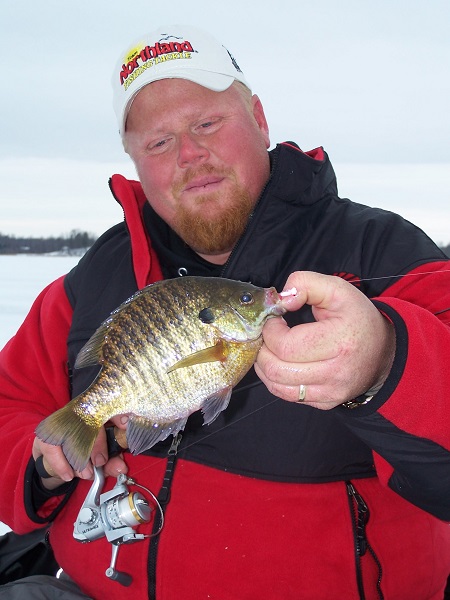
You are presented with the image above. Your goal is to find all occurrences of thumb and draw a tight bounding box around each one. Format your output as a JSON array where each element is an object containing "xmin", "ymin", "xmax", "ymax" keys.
[{"xmin": 280, "ymin": 271, "xmax": 358, "ymax": 316}]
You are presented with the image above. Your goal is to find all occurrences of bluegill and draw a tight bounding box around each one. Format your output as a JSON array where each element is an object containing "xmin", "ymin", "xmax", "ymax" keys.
[{"xmin": 36, "ymin": 276, "xmax": 285, "ymax": 471}]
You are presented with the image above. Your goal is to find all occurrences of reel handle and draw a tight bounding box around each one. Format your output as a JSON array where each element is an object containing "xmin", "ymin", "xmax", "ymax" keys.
[
  {"xmin": 105, "ymin": 544, "xmax": 133, "ymax": 587},
  {"xmin": 105, "ymin": 567, "xmax": 132, "ymax": 587}
]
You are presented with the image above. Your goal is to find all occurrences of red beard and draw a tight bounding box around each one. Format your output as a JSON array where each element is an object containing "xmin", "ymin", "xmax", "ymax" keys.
[{"xmin": 171, "ymin": 165, "xmax": 256, "ymax": 256}]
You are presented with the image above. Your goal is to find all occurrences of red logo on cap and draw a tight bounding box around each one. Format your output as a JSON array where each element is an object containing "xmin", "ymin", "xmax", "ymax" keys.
[{"xmin": 120, "ymin": 40, "xmax": 194, "ymax": 86}]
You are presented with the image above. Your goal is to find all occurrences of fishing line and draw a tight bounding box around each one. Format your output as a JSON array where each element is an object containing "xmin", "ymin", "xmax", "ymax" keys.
[
  {"xmin": 349, "ymin": 268, "xmax": 450, "ymax": 316},
  {"xmin": 180, "ymin": 391, "xmax": 279, "ymax": 454},
  {"xmin": 349, "ymin": 268, "xmax": 450, "ymax": 284},
  {"xmin": 121, "ymin": 264, "xmax": 450, "ymax": 478},
  {"xmin": 127, "ymin": 384, "xmax": 280, "ymax": 478}
]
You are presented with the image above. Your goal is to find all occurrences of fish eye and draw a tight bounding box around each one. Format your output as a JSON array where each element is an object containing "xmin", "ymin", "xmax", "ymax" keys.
[{"xmin": 239, "ymin": 292, "xmax": 254, "ymax": 305}]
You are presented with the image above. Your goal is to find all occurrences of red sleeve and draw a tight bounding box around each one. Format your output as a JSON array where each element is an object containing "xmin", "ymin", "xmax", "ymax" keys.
[
  {"xmin": 0, "ymin": 276, "xmax": 73, "ymax": 532},
  {"xmin": 377, "ymin": 262, "xmax": 450, "ymax": 444},
  {"xmin": 338, "ymin": 261, "xmax": 450, "ymax": 518}
]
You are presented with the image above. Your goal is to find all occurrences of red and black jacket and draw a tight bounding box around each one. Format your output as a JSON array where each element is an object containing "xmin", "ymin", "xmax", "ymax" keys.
[
  {"xmin": 64, "ymin": 143, "xmax": 450, "ymax": 508},
  {"xmin": 0, "ymin": 143, "xmax": 449, "ymax": 599}
]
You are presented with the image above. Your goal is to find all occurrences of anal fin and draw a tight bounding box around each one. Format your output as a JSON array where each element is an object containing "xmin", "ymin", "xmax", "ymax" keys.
[
  {"xmin": 126, "ymin": 415, "xmax": 188, "ymax": 455},
  {"xmin": 201, "ymin": 387, "xmax": 232, "ymax": 426}
]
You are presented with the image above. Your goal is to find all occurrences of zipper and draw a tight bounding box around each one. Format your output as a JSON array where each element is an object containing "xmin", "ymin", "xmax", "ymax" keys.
[
  {"xmin": 147, "ymin": 433, "xmax": 182, "ymax": 599},
  {"xmin": 346, "ymin": 481, "xmax": 384, "ymax": 600}
]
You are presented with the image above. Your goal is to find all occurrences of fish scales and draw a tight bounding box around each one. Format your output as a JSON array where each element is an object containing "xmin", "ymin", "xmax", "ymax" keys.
[
  {"xmin": 36, "ymin": 276, "xmax": 285, "ymax": 471},
  {"xmin": 98, "ymin": 285, "xmax": 228, "ymax": 417}
]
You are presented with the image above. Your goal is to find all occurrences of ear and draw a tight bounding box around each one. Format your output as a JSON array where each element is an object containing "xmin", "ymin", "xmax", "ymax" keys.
[{"xmin": 251, "ymin": 94, "xmax": 270, "ymax": 149}]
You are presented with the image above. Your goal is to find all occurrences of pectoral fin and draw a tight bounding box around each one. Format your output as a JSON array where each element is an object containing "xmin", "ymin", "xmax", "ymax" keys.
[{"xmin": 167, "ymin": 339, "xmax": 229, "ymax": 374}]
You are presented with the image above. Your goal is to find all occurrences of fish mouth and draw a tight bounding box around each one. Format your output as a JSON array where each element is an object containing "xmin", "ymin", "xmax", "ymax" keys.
[{"xmin": 265, "ymin": 287, "xmax": 287, "ymax": 316}]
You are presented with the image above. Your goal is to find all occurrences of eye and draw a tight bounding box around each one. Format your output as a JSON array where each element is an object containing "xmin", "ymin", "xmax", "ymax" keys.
[
  {"xmin": 194, "ymin": 117, "xmax": 223, "ymax": 135},
  {"xmin": 146, "ymin": 135, "xmax": 173, "ymax": 154},
  {"xmin": 239, "ymin": 292, "xmax": 254, "ymax": 305}
]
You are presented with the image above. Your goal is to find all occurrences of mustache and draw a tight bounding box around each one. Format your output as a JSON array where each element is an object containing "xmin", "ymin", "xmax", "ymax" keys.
[{"xmin": 172, "ymin": 164, "xmax": 233, "ymax": 195}]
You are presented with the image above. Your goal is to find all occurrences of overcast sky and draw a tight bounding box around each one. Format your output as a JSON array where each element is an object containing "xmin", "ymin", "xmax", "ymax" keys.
[{"xmin": 2, "ymin": 0, "xmax": 449, "ymax": 243}]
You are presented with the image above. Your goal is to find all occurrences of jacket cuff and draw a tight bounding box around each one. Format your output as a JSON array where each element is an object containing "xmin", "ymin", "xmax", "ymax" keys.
[
  {"xmin": 24, "ymin": 456, "xmax": 78, "ymax": 524},
  {"xmin": 337, "ymin": 300, "xmax": 407, "ymax": 417}
]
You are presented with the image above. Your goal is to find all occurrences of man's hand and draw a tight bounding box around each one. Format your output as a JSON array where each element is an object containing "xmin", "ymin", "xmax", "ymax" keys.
[
  {"xmin": 255, "ymin": 271, "xmax": 396, "ymax": 409},
  {"xmin": 32, "ymin": 421, "xmax": 128, "ymax": 490}
]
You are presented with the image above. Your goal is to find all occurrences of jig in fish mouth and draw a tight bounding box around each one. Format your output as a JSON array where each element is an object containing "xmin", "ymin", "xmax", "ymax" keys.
[{"xmin": 279, "ymin": 287, "xmax": 298, "ymax": 298}]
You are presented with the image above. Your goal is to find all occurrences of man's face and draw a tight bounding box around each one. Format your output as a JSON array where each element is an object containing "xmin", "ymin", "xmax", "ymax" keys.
[{"xmin": 124, "ymin": 79, "xmax": 271, "ymax": 263}]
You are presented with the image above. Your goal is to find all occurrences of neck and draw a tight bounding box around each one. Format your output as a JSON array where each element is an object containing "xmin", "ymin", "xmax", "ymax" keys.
[{"xmin": 196, "ymin": 250, "xmax": 231, "ymax": 265}]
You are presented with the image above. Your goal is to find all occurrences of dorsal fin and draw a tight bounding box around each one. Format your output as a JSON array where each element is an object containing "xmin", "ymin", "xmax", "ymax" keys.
[
  {"xmin": 74, "ymin": 320, "xmax": 111, "ymax": 369},
  {"xmin": 73, "ymin": 284, "xmax": 164, "ymax": 369}
]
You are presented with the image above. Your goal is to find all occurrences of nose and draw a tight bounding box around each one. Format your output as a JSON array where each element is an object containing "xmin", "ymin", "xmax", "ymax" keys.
[{"xmin": 177, "ymin": 133, "xmax": 210, "ymax": 168}]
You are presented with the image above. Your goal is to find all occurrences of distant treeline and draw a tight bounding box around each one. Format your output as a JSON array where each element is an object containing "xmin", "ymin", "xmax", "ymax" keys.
[
  {"xmin": 0, "ymin": 230, "xmax": 97, "ymax": 255},
  {"xmin": 1, "ymin": 230, "xmax": 449, "ymax": 258}
]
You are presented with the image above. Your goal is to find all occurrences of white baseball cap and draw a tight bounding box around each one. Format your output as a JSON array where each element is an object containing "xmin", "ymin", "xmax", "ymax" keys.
[{"xmin": 112, "ymin": 25, "xmax": 250, "ymax": 135}]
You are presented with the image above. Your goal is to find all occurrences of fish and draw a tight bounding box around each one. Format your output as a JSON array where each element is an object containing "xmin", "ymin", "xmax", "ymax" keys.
[{"xmin": 35, "ymin": 276, "xmax": 286, "ymax": 472}]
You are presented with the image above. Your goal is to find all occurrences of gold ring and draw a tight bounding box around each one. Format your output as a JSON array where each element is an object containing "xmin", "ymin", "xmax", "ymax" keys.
[{"xmin": 297, "ymin": 384, "xmax": 307, "ymax": 403}]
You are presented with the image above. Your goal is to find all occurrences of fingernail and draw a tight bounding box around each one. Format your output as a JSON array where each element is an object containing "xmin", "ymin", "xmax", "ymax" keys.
[
  {"xmin": 120, "ymin": 416, "xmax": 129, "ymax": 425},
  {"xmin": 93, "ymin": 453, "xmax": 107, "ymax": 467},
  {"xmin": 80, "ymin": 466, "xmax": 94, "ymax": 480}
]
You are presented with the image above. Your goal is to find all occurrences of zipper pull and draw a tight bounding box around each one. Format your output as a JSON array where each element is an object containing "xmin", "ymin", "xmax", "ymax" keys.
[
  {"xmin": 347, "ymin": 482, "xmax": 369, "ymax": 556},
  {"xmin": 168, "ymin": 433, "xmax": 182, "ymax": 456},
  {"xmin": 157, "ymin": 433, "xmax": 183, "ymax": 506}
]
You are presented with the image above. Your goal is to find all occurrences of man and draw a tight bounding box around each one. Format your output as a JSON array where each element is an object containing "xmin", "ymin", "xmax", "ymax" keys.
[{"xmin": 0, "ymin": 25, "xmax": 449, "ymax": 599}]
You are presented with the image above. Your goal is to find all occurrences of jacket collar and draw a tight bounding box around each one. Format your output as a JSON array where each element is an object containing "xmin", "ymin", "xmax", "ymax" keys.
[
  {"xmin": 269, "ymin": 143, "xmax": 336, "ymax": 206},
  {"xmin": 108, "ymin": 174, "xmax": 163, "ymax": 289},
  {"xmin": 109, "ymin": 142, "xmax": 337, "ymax": 288}
]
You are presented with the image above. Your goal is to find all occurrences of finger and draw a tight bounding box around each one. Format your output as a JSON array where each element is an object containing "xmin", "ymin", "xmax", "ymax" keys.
[
  {"xmin": 262, "ymin": 315, "xmax": 340, "ymax": 363},
  {"xmin": 256, "ymin": 342, "xmax": 317, "ymax": 386},
  {"xmin": 109, "ymin": 414, "xmax": 129, "ymax": 430},
  {"xmin": 84, "ymin": 424, "xmax": 129, "ymax": 480},
  {"xmin": 287, "ymin": 271, "xmax": 348, "ymax": 305},
  {"xmin": 90, "ymin": 426, "xmax": 108, "ymax": 468},
  {"xmin": 280, "ymin": 271, "xmax": 373, "ymax": 329},
  {"xmin": 33, "ymin": 439, "xmax": 75, "ymax": 482},
  {"xmin": 76, "ymin": 464, "xmax": 95, "ymax": 480},
  {"xmin": 104, "ymin": 454, "xmax": 128, "ymax": 478},
  {"xmin": 254, "ymin": 363, "xmax": 303, "ymax": 401},
  {"xmin": 35, "ymin": 455, "xmax": 56, "ymax": 479},
  {"xmin": 254, "ymin": 365, "xmax": 339, "ymax": 409},
  {"xmin": 279, "ymin": 271, "xmax": 340, "ymax": 313},
  {"xmin": 256, "ymin": 346, "xmax": 360, "ymax": 404}
]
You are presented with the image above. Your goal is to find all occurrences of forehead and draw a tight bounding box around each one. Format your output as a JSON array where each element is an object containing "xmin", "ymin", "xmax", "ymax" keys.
[{"xmin": 126, "ymin": 79, "xmax": 245, "ymax": 131}]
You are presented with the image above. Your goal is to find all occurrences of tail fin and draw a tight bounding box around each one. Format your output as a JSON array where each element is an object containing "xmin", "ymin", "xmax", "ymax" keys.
[{"xmin": 35, "ymin": 402, "xmax": 100, "ymax": 472}]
